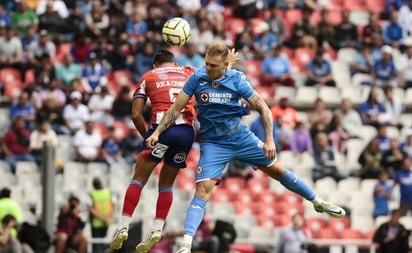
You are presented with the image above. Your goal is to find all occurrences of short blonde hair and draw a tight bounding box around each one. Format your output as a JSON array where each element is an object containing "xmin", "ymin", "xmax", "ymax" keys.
[{"xmin": 205, "ymin": 41, "xmax": 229, "ymax": 59}]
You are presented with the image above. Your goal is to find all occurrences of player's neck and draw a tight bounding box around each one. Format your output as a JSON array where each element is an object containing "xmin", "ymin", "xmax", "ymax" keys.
[{"xmin": 157, "ymin": 63, "xmax": 177, "ymax": 68}]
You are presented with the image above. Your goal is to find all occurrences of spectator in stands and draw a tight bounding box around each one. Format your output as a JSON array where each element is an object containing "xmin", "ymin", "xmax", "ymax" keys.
[
  {"xmin": 38, "ymin": 95, "xmax": 69, "ymax": 135},
  {"xmin": 288, "ymin": 8, "xmax": 317, "ymax": 49},
  {"xmin": 380, "ymin": 86, "xmax": 404, "ymax": 128},
  {"xmin": 373, "ymin": 170, "xmax": 392, "ymax": 219},
  {"xmin": 396, "ymin": 39, "xmax": 412, "ymax": 89},
  {"xmin": 0, "ymin": 116, "xmax": 35, "ymax": 174},
  {"xmin": 222, "ymin": 159, "xmax": 254, "ymax": 181},
  {"xmin": 375, "ymin": 124, "xmax": 391, "ymax": 154},
  {"xmin": 370, "ymin": 34, "xmax": 386, "ymax": 63},
  {"xmin": 63, "ymin": 91, "xmax": 90, "ymax": 135},
  {"xmin": 20, "ymin": 25, "xmax": 36, "ymax": 53},
  {"xmin": 55, "ymin": 196, "xmax": 87, "ymax": 253},
  {"xmin": 120, "ymin": 126, "xmax": 143, "ymax": 165},
  {"xmin": 36, "ymin": 0, "xmax": 69, "ymax": 19},
  {"xmin": 290, "ymin": 121, "xmax": 313, "ymax": 155},
  {"xmin": 372, "ymin": 46, "xmax": 398, "ymax": 87},
  {"xmin": 362, "ymin": 13, "xmax": 383, "ymax": 46},
  {"xmin": 275, "ymin": 213, "xmax": 315, "ymax": 253},
  {"xmin": 103, "ymin": 0, "xmax": 123, "ymax": 17},
  {"xmin": 394, "ymin": 158, "xmax": 412, "ymax": 216},
  {"xmin": 178, "ymin": 43, "xmax": 204, "ymax": 69},
  {"xmin": 56, "ymin": 53, "xmax": 82, "ymax": 87},
  {"xmin": 73, "ymin": 119, "xmax": 102, "ymax": 163},
  {"xmin": 358, "ymin": 138, "xmax": 383, "ymax": 179},
  {"xmin": 0, "ymin": 214, "xmax": 21, "ymax": 253},
  {"xmin": 335, "ymin": 99, "xmax": 363, "ymax": 138},
  {"xmin": 26, "ymin": 30, "xmax": 56, "ymax": 69},
  {"xmin": 0, "ymin": 26, "xmax": 23, "ymax": 80},
  {"xmin": 234, "ymin": 22, "xmax": 257, "ymax": 60},
  {"xmin": 359, "ymin": 88, "xmax": 385, "ymax": 127},
  {"xmin": 316, "ymin": 8, "xmax": 337, "ymax": 49},
  {"xmin": 123, "ymin": 0, "xmax": 147, "ymax": 18},
  {"xmin": 276, "ymin": 115, "xmax": 293, "ymax": 151},
  {"xmin": 0, "ymin": 188, "xmax": 22, "ymax": 228},
  {"xmin": 133, "ymin": 40, "xmax": 156, "ymax": 82},
  {"xmin": 88, "ymin": 86, "xmax": 114, "ymax": 125},
  {"xmin": 145, "ymin": 4, "xmax": 165, "ymax": 44},
  {"xmin": 110, "ymin": 33, "xmax": 132, "ymax": 70},
  {"xmin": 190, "ymin": 18, "xmax": 215, "ymax": 56},
  {"xmin": 94, "ymin": 37, "xmax": 113, "ymax": 70},
  {"xmin": 384, "ymin": 11, "xmax": 403, "ymax": 49},
  {"xmin": 34, "ymin": 53, "xmax": 55, "ymax": 88},
  {"xmin": 253, "ymin": 22, "xmax": 277, "ymax": 57},
  {"xmin": 305, "ymin": 49, "xmax": 336, "ymax": 87},
  {"xmin": 373, "ymin": 209, "xmax": 410, "ymax": 253},
  {"xmin": 126, "ymin": 10, "xmax": 147, "ymax": 40},
  {"xmin": 266, "ymin": 5, "xmax": 285, "ymax": 45},
  {"xmin": 87, "ymin": 177, "xmax": 116, "ymax": 253},
  {"xmin": 271, "ymin": 97, "xmax": 299, "ymax": 129},
  {"xmin": 85, "ymin": 0, "xmax": 109, "ymax": 40},
  {"xmin": 29, "ymin": 118, "xmax": 58, "ymax": 165},
  {"xmin": 71, "ymin": 34, "xmax": 93, "ymax": 64},
  {"xmin": 328, "ymin": 113, "xmax": 350, "ymax": 155},
  {"xmin": 313, "ymin": 132, "xmax": 344, "ymax": 182},
  {"xmin": 335, "ymin": 10, "xmax": 358, "ymax": 49},
  {"xmin": 38, "ymin": 0, "xmax": 65, "ymax": 36},
  {"xmin": 350, "ymin": 45, "xmax": 373, "ymax": 76},
  {"xmin": 260, "ymin": 44, "xmax": 295, "ymax": 87},
  {"xmin": 0, "ymin": 4, "xmax": 11, "ymax": 28},
  {"xmin": 398, "ymin": 0, "xmax": 412, "ymax": 41},
  {"xmin": 81, "ymin": 52, "xmax": 107, "ymax": 93},
  {"xmin": 10, "ymin": 92, "xmax": 35, "ymax": 130},
  {"xmin": 63, "ymin": 4, "xmax": 85, "ymax": 42},
  {"xmin": 112, "ymin": 86, "xmax": 132, "ymax": 122},
  {"xmin": 308, "ymin": 98, "xmax": 333, "ymax": 127},
  {"xmin": 101, "ymin": 126, "xmax": 124, "ymax": 165},
  {"xmin": 11, "ymin": 1, "xmax": 38, "ymax": 36},
  {"xmin": 400, "ymin": 129, "xmax": 412, "ymax": 158},
  {"xmin": 233, "ymin": 0, "xmax": 258, "ymax": 19},
  {"xmin": 382, "ymin": 139, "xmax": 406, "ymax": 174}
]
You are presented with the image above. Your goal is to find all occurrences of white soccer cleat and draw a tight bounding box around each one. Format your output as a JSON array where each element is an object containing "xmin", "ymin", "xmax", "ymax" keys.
[
  {"xmin": 110, "ymin": 226, "xmax": 128, "ymax": 250},
  {"xmin": 136, "ymin": 230, "xmax": 162, "ymax": 253},
  {"xmin": 313, "ymin": 200, "xmax": 346, "ymax": 218},
  {"xmin": 175, "ymin": 242, "xmax": 191, "ymax": 253}
]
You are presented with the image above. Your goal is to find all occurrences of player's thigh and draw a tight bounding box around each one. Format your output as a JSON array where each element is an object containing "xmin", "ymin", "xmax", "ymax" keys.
[
  {"xmin": 196, "ymin": 141, "xmax": 233, "ymax": 181},
  {"xmin": 233, "ymin": 133, "xmax": 275, "ymax": 167},
  {"xmin": 163, "ymin": 125, "xmax": 195, "ymax": 168}
]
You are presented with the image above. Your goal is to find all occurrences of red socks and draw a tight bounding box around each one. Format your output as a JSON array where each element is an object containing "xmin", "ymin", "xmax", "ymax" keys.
[{"xmin": 156, "ymin": 188, "xmax": 173, "ymax": 220}]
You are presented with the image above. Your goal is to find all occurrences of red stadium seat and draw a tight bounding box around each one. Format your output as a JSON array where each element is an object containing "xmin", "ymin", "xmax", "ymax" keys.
[
  {"xmin": 280, "ymin": 191, "xmax": 303, "ymax": 204},
  {"xmin": 254, "ymin": 86, "xmax": 274, "ymax": 102},
  {"xmin": 24, "ymin": 69, "xmax": 35, "ymax": 85},
  {"xmin": 177, "ymin": 177, "xmax": 195, "ymax": 192},
  {"xmin": 319, "ymin": 228, "xmax": 340, "ymax": 239},
  {"xmin": 258, "ymin": 190, "xmax": 278, "ymax": 204},
  {"xmin": 324, "ymin": 47, "xmax": 337, "ymax": 61},
  {"xmin": 310, "ymin": 11, "xmax": 322, "ymax": 24},
  {"xmin": 235, "ymin": 201, "xmax": 259, "ymax": 215},
  {"xmin": 285, "ymin": 9, "xmax": 303, "ymax": 25},
  {"xmin": 247, "ymin": 178, "xmax": 268, "ymax": 199},
  {"xmin": 54, "ymin": 43, "xmax": 72, "ymax": 63},
  {"xmin": 306, "ymin": 217, "xmax": 329, "ymax": 238},
  {"xmin": 229, "ymin": 243, "xmax": 255, "ymax": 253},
  {"xmin": 4, "ymin": 81, "xmax": 23, "ymax": 98},
  {"xmin": 235, "ymin": 189, "xmax": 254, "ymax": 204},
  {"xmin": 293, "ymin": 48, "xmax": 315, "ymax": 72},
  {"xmin": 365, "ymin": 0, "xmax": 384, "ymax": 12},
  {"xmin": 329, "ymin": 9, "xmax": 343, "ymax": 24},
  {"xmin": 343, "ymin": 0, "xmax": 365, "ymax": 10},
  {"xmin": 187, "ymin": 148, "xmax": 200, "ymax": 163},
  {"xmin": 223, "ymin": 177, "xmax": 246, "ymax": 198},
  {"xmin": 113, "ymin": 70, "xmax": 133, "ymax": 86},
  {"xmin": 211, "ymin": 188, "xmax": 231, "ymax": 203},
  {"xmin": 281, "ymin": 47, "xmax": 294, "ymax": 59},
  {"xmin": 330, "ymin": 0, "xmax": 343, "ymax": 8},
  {"xmin": 224, "ymin": 17, "xmax": 246, "ymax": 37},
  {"xmin": 342, "ymin": 228, "xmax": 365, "ymax": 239},
  {"xmin": 329, "ymin": 216, "xmax": 351, "ymax": 232},
  {"xmin": 245, "ymin": 60, "xmax": 262, "ymax": 79},
  {"xmin": 258, "ymin": 202, "xmax": 278, "ymax": 218},
  {"xmin": 93, "ymin": 122, "xmax": 109, "ymax": 139},
  {"xmin": 257, "ymin": 214, "xmax": 277, "ymax": 229},
  {"xmin": 0, "ymin": 68, "xmax": 22, "ymax": 84}
]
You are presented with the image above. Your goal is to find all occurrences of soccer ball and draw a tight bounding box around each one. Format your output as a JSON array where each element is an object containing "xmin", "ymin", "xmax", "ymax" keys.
[{"xmin": 162, "ymin": 17, "xmax": 191, "ymax": 47}]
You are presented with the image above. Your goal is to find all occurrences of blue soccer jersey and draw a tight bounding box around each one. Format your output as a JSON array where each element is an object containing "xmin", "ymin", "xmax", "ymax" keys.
[{"xmin": 183, "ymin": 66, "xmax": 254, "ymax": 140}]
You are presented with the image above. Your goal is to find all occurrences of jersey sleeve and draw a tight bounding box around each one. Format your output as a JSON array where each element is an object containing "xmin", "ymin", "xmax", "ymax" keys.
[
  {"xmin": 182, "ymin": 72, "xmax": 197, "ymax": 97},
  {"xmin": 237, "ymin": 72, "xmax": 255, "ymax": 100},
  {"xmin": 133, "ymin": 76, "xmax": 148, "ymax": 100}
]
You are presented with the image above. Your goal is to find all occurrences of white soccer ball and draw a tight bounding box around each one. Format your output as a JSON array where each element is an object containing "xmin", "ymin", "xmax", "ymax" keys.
[{"xmin": 162, "ymin": 17, "xmax": 191, "ymax": 47}]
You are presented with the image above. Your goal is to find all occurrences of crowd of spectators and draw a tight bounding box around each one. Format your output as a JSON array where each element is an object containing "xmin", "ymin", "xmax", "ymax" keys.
[{"xmin": 0, "ymin": 0, "xmax": 412, "ymax": 251}]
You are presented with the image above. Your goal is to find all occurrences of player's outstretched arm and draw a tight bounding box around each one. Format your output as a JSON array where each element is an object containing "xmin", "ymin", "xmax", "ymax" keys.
[
  {"xmin": 248, "ymin": 93, "xmax": 276, "ymax": 160},
  {"xmin": 146, "ymin": 91, "xmax": 191, "ymax": 149},
  {"xmin": 131, "ymin": 98, "xmax": 148, "ymax": 137}
]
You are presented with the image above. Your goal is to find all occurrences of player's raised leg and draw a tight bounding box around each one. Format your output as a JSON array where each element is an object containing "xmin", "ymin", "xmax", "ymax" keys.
[
  {"xmin": 259, "ymin": 161, "xmax": 346, "ymax": 218},
  {"xmin": 111, "ymin": 156, "xmax": 158, "ymax": 250}
]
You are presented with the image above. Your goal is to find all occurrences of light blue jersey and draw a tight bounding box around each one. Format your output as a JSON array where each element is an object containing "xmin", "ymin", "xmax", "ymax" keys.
[{"xmin": 183, "ymin": 66, "xmax": 254, "ymax": 140}]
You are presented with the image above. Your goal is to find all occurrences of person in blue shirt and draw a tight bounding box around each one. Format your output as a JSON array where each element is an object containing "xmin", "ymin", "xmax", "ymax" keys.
[
  {"xmin": 350, "ymin": 46, "xmax": 374, "ymax": 77},
  {"xmin": 373, "ymin": 45, "xmax": 398, "ymax": 87},
  {"xmin": 373, "ymin": 170, "xmax": 393, "ymax": 219},
  {"xmin": 359, "ymin": 88, "xmax": 386, "ymax": 127},
  {"xmin": 305, "ymin": 49, "xmax": 336, "ymax": 87},
  {"xmin": 260, "ymin": 44, "xmax": 295, "ymax": 87},
  {"xmin": 177, "ymin": 43, "xmax": 204, "ymax": 69},
  {"xmin": 375, "ymin": 124, "xmax": 392, "ymax": 155},
  {"xmin": 384, "ymin": 11, "xmax": 403, "ymax": 47},
  {"xmin": 81, "ymin": 52, "xmax": 107, "ymax": 93},
  {"xmin": 394, "ymin": 158, "xmax": 412, "ymax": 216},
  {"xmin": 146, "ymin": 42, "xmax": 346, "ymax": 253},
  {"xmin": 10, "ymin": 92, "xmax": 35, "ymax": 130}
]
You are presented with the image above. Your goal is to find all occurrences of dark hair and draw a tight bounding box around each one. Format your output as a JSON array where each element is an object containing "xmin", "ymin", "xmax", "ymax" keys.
[
  {"xmin": 0, "ymin": 188, "xmax": 11, "ymax": 198},
  {"xmin": 153, "ymin": 49, "xmax": 176, "ymax": 66},
  {"xmin": 1, "ymin": 214, "xmax": 16, "ymax": 226}
]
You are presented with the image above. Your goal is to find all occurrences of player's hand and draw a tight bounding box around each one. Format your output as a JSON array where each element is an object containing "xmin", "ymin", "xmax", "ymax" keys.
[
  {"xmin": 263, "ymin": 140, "xmax": 276, "ymax": 160},
  {"xmin": 146, "ymin": 133, "xmax": 159, "ymax": 150},
  {"xmin": 227, "ymin": 48, "xmax": 239, "ymax": 68}
]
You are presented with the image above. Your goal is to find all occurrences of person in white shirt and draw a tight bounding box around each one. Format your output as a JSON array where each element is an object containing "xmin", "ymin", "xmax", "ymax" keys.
[
  {"xmin": 29, "ymin": 118, "xmax": 58, "ymax": 164},
  {"xmin": 396, "ymin": 40, "xmax": 412, "ymax": 89},
  {"xmin": 63, "ymin": 91, "xmax": 90, "ymax": 135},
  {"xmin": 0, "ymin": 25, "xmax": 24, "ymax": 79},
  {"xmin": 398, "ymin": 0, "xmax": 412, "ymax": 41},
  {"xmin": 380, "ymin": 86, "xmax": 404, "ymax": 128},
  {"xmin": 335, "ymin": 99, "xmax": 363, "ymax": 138},
  {"xmin": 36, "ymin": 0, "xmax": 69, "ymax": 18},
  {"xmin": 73, "ymin": 120, "xmax": 102, "ymax": 162},
  {"xmin": 88, "ymin": 86, "xmax": 115, "ymax": 125},
  {"xmin": 26, "ymin": 30, "xmax": 56, "ymax": 68}
]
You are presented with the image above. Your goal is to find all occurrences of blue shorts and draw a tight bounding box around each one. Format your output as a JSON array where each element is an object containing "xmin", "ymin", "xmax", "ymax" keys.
[
  {"xmin": 140, "ymin": 124, "xmax": 195, "ymax": 168},
  {"xmin": 196, "ymin": 124, "xmax": 276, "ymax": 182}
]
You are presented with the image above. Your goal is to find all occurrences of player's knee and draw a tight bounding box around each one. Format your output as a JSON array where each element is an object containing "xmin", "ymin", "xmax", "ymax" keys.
[{"xmin": 195, "ymin": 180, "xmax": 215, "ymax": 200}]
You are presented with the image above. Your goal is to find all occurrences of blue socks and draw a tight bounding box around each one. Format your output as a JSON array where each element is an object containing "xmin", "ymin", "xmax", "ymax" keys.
[
  {"xmin": 184, "ymin": 196, "xmax": 207, "ymax": 237},
  {"xmin": 279, "ymin": 170, "xmax": 316, "ymax": 200}
]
